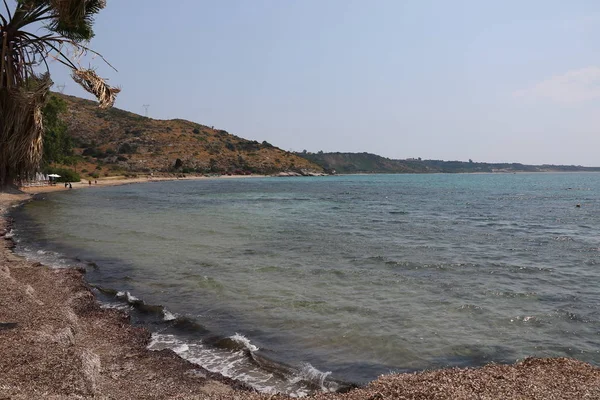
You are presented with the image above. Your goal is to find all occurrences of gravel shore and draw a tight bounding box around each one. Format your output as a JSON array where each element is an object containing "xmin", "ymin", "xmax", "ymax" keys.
[{"xmin": 1, "ymin": 190, "xmax": 599, "ymax": 399}]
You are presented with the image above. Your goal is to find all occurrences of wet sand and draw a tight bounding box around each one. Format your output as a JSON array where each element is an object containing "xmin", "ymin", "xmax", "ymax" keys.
[{"xmin": 1, "ymin": 185, "xmax": 599, "ymax": 399}]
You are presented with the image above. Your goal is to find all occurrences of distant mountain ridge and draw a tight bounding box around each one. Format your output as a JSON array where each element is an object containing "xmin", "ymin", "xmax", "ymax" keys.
[
  {"xmin": 54, "ymin": 94, "xmax": 599, "ymax": 178},
  {"xmin": 296, "ymin": 152, "xmax": 600, "ymax": 174},
  {"xmin": 56, "ymin": 93, "xmax": 323, "ymax": 177}
]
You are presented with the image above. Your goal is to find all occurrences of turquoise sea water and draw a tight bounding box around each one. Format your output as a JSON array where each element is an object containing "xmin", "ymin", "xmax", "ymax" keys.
[{"xmin": 11, "ymin": 173, "xmax": 600, "ymax": 395}]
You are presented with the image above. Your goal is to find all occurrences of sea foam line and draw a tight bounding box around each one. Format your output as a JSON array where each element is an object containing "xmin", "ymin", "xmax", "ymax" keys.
[{"xmin": 147, "ymin": 332, "xmax": 337, "ymax": 397}]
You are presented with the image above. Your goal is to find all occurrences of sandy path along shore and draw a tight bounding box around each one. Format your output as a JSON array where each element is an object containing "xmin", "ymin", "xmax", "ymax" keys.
[
  {"xmin": 1, "ymin": 187, "xmax": 599, "ymax": 399},
  {"xmin": 20, "ymin": 173, "xmax": 269, "ymax": 194}
]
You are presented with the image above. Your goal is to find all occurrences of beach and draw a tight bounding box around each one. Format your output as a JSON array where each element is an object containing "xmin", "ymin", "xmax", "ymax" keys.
[
  {"xmin": 20, "ymin": 173, "xmax": 269, "ymax": 194},
  {"xmin": 1, "ymin": 178, "xmax": 600, "ymax": 399}
]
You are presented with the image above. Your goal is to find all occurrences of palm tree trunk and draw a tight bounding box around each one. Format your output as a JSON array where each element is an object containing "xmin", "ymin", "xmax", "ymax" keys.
[{"xmin": 0, "ymin": 78, "xmax": 51, "ymax": 188}]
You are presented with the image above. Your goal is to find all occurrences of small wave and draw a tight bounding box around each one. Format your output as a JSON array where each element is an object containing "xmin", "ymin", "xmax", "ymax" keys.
[
  {"xmin": 92, "ymin": 285, "xmax": 119, "ymax": 296},
  {"xmin": 116, "ymin": 291, "xmax": 140, "ymax": 303},
  {"xmin": 457, "ymin": 304, "xmax": 485, "ymax": 314},
  {"xmin": 170, "ymin": 316, "xmax": 210, "ymax": 334},
  {"xmin": 99, "ymin": 287, "xmax": 179, "ymax": 322},
  {"xmin": 510, "ymin": 315, "xmax": 541, "ymax": 324},
  {"xmin": 509, "ymin": 310, "xmax": 593, "ymax": 326},
  {"xmin": 16, "ymin": 244, "xmax": 76, "ymax": 269},
  {"xmin": 148, "ymin": 333, "xmax": 297, "ymax": 395},
  {"xmin": 230, "ymin": 333, "xmax": 259, "ymax": 352},
  {"xmin": 99, "ymin": 302, "xmax": 130, "ymax": 311},
  {"xmin": 555, "ymin": 309, "xmax": 591, "ymax": 323},
  {"xmin": 148, "ymin": 332, "xmax": 348, "ymax": 397},
  {"xmin": 256, "ymin": 265, "xmax": 285, "ymax": 273},
  {"xmin": 291, "ymin": 363, "xmax": 337, "ymax": 393},
  {"xmin": 488, "ymin": 290, "xmax": 538, "ymax": 299},
  {"xmin": 554, "ymin": 236, "xmax": 574, "ymax": 242},
  {"xmin": 162, "ymin": 309, "xmax": 177, "ymax": 321}
]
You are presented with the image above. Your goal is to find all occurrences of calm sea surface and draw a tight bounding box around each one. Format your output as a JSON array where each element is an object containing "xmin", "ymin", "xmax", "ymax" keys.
[{"xmin": 11, "ymin": 173, "xmax": 600, "ymax": 395}]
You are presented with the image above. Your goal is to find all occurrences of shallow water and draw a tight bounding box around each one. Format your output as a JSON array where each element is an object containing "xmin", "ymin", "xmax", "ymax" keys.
[{"xmin": 11, "ymin": 173, "xmax": 600, "ymax": 395}]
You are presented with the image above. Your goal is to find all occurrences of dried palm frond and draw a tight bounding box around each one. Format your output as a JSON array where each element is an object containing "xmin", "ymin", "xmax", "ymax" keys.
[
  {"xmin": 0, "ymin": 75, "xmax": 51, "ymax": 186},
  {"xmin": 71, "ymin": 68, "xmax": 120, "ymax": 109}
]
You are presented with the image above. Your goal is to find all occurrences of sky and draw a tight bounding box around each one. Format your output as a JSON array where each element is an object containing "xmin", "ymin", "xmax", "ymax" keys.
[{"xmin": 43, "ymin": 0, "xmax": 600, "ymax": 166}]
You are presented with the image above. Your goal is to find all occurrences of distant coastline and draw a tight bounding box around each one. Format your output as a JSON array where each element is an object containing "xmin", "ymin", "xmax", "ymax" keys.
[{"xmin": 296, "ymin": 151, "xmax": 600, "ymax": 175}]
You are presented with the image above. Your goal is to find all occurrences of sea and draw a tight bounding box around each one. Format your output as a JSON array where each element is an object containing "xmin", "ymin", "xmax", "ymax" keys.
[{"xmin": 9, "ymin": 173, "xmax": 600, "ymax": 396}]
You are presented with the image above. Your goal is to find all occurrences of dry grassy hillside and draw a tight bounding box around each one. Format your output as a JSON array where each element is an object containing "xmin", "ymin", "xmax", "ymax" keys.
[{"xmin": 58, "ymin": 94, "xmax": 322, "ymax": 177}]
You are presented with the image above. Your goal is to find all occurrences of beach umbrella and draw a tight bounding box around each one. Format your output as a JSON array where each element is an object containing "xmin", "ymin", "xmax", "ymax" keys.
[{"xmin": 47, "ymin": 174, "xmax": 61, "ymax": 178}]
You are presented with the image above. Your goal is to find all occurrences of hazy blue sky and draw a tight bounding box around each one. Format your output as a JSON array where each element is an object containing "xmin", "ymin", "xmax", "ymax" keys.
[{"xmin": 48, "ymin": 1, "xmax": 600, "ymax": 165}]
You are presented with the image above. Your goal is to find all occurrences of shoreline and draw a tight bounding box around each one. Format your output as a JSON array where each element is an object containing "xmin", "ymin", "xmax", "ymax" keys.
[
  {"xmin": 2, "ymin": 182, "xmax": 600, "ymax": 399},
  {"xmin": 0, "ymin": 190, "xmax": 259, "ymax": 399},
  {"xmin": 20, "ymin": 173, "xmax": 271, "ymax": 194}
]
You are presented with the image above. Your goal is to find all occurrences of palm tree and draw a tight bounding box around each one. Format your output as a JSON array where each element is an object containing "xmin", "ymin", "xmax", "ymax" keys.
[{"xmin": 0, "ymin": 0, "xmax": 119, "ymax": 188}]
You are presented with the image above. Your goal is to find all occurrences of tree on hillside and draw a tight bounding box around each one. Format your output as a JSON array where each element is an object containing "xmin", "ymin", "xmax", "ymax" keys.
[
  {"xmin": 0, "ymin": 0, "xmax": 119, "ymax": 188},
  {"xmin": 42, "ymin": 94, "xmax": 72, "ymax": 165}
]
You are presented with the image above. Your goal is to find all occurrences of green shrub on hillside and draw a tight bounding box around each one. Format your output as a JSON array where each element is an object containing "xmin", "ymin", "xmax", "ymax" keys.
[
  {"xmin": 118, "ymin": 143, "xmax": 137, "ymax": 154},
  {"xmin": 225, "ymin": 142, "xmax": 236, "ymax": 151},
  {"xmin": 82, "ymin": 147, "xmax": 100, "ymax": 157}
]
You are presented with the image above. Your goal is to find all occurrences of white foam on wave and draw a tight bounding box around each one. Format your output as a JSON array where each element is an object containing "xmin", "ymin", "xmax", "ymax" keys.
[
  {"xmin": 162, "ymin": 309, "xmax": 177, "ymax": 321},
  {"xmin": 10, "ymin": 226, "xmax": 78, "ymax": 270},
  {"xmin": 230, "ymin": 332, "xmax": 259, "ymax": 352},
  {"xmin": 510, "ymin": 315, "xmax": 538, "ymax": 323},
  {"xmin": 147, "ymin": 332, "xmax": 331, "ymax": 397},
  {"xmin": 172, "ymin": 342, "xmax": 189, "ymax": 353},
  {"xmin": 116, "ymin": 291, "xmax": 139, "ymax": 303},
  {"xmin": 99, "ymin": 301, "xmax": 131, "ymax": 311},
  {"xmin": 293, "ymin": 362, "xmax": 337, "ymax": 393},
  {"xmin": 17, "ymin": 245, "xmax": 74, "ymax": 269}
]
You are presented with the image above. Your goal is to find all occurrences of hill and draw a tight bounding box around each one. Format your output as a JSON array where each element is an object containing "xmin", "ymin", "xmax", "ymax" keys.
[
  {"xmin": 55, "ymin": 94, "xmax": 323, "ymax": 178},
  {"xmin": 295, "ymin": 152, "xmax": 431, "ymax": 174},
  {"xmin": 297, "ymin": 152, "xmax": 600, "ymax": 174}
]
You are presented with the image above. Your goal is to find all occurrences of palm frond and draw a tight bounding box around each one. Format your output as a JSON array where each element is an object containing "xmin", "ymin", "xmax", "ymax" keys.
[
  {"xmin": 0, "ymin": 74, "xmax": 51, "ymax": 185},
  {"xmin": 47, "ymin": 0, "xmax": 106, "ymax": 41},
  {"xmin": 71, "ymin": 67, "xmax": 119, "ymax": 109}
]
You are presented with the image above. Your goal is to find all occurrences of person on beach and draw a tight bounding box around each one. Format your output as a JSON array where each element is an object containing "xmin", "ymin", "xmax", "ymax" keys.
[
  {"xmin": 88, "ymin": 180, "xmax": 92, "ymax": 186},
  {"xmin": 64, "ymin": 182, "xmax": 68, "ymax": 188},
  {"xmin": 69, "ymin": 183, "xmax": 72, "ymax": 189},
  {"xmin": 95, "ymin": 180, "xmax": 97, "ymax": 184}
]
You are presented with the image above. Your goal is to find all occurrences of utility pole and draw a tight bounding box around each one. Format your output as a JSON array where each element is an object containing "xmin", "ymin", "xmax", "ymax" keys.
[
  {"xmin": 56, "ymin": 84, "xmax": 66, "ymax": 93},
  {"xmin": 143, "ymin": 104, "xmax": 150, "ymax": 117}
]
